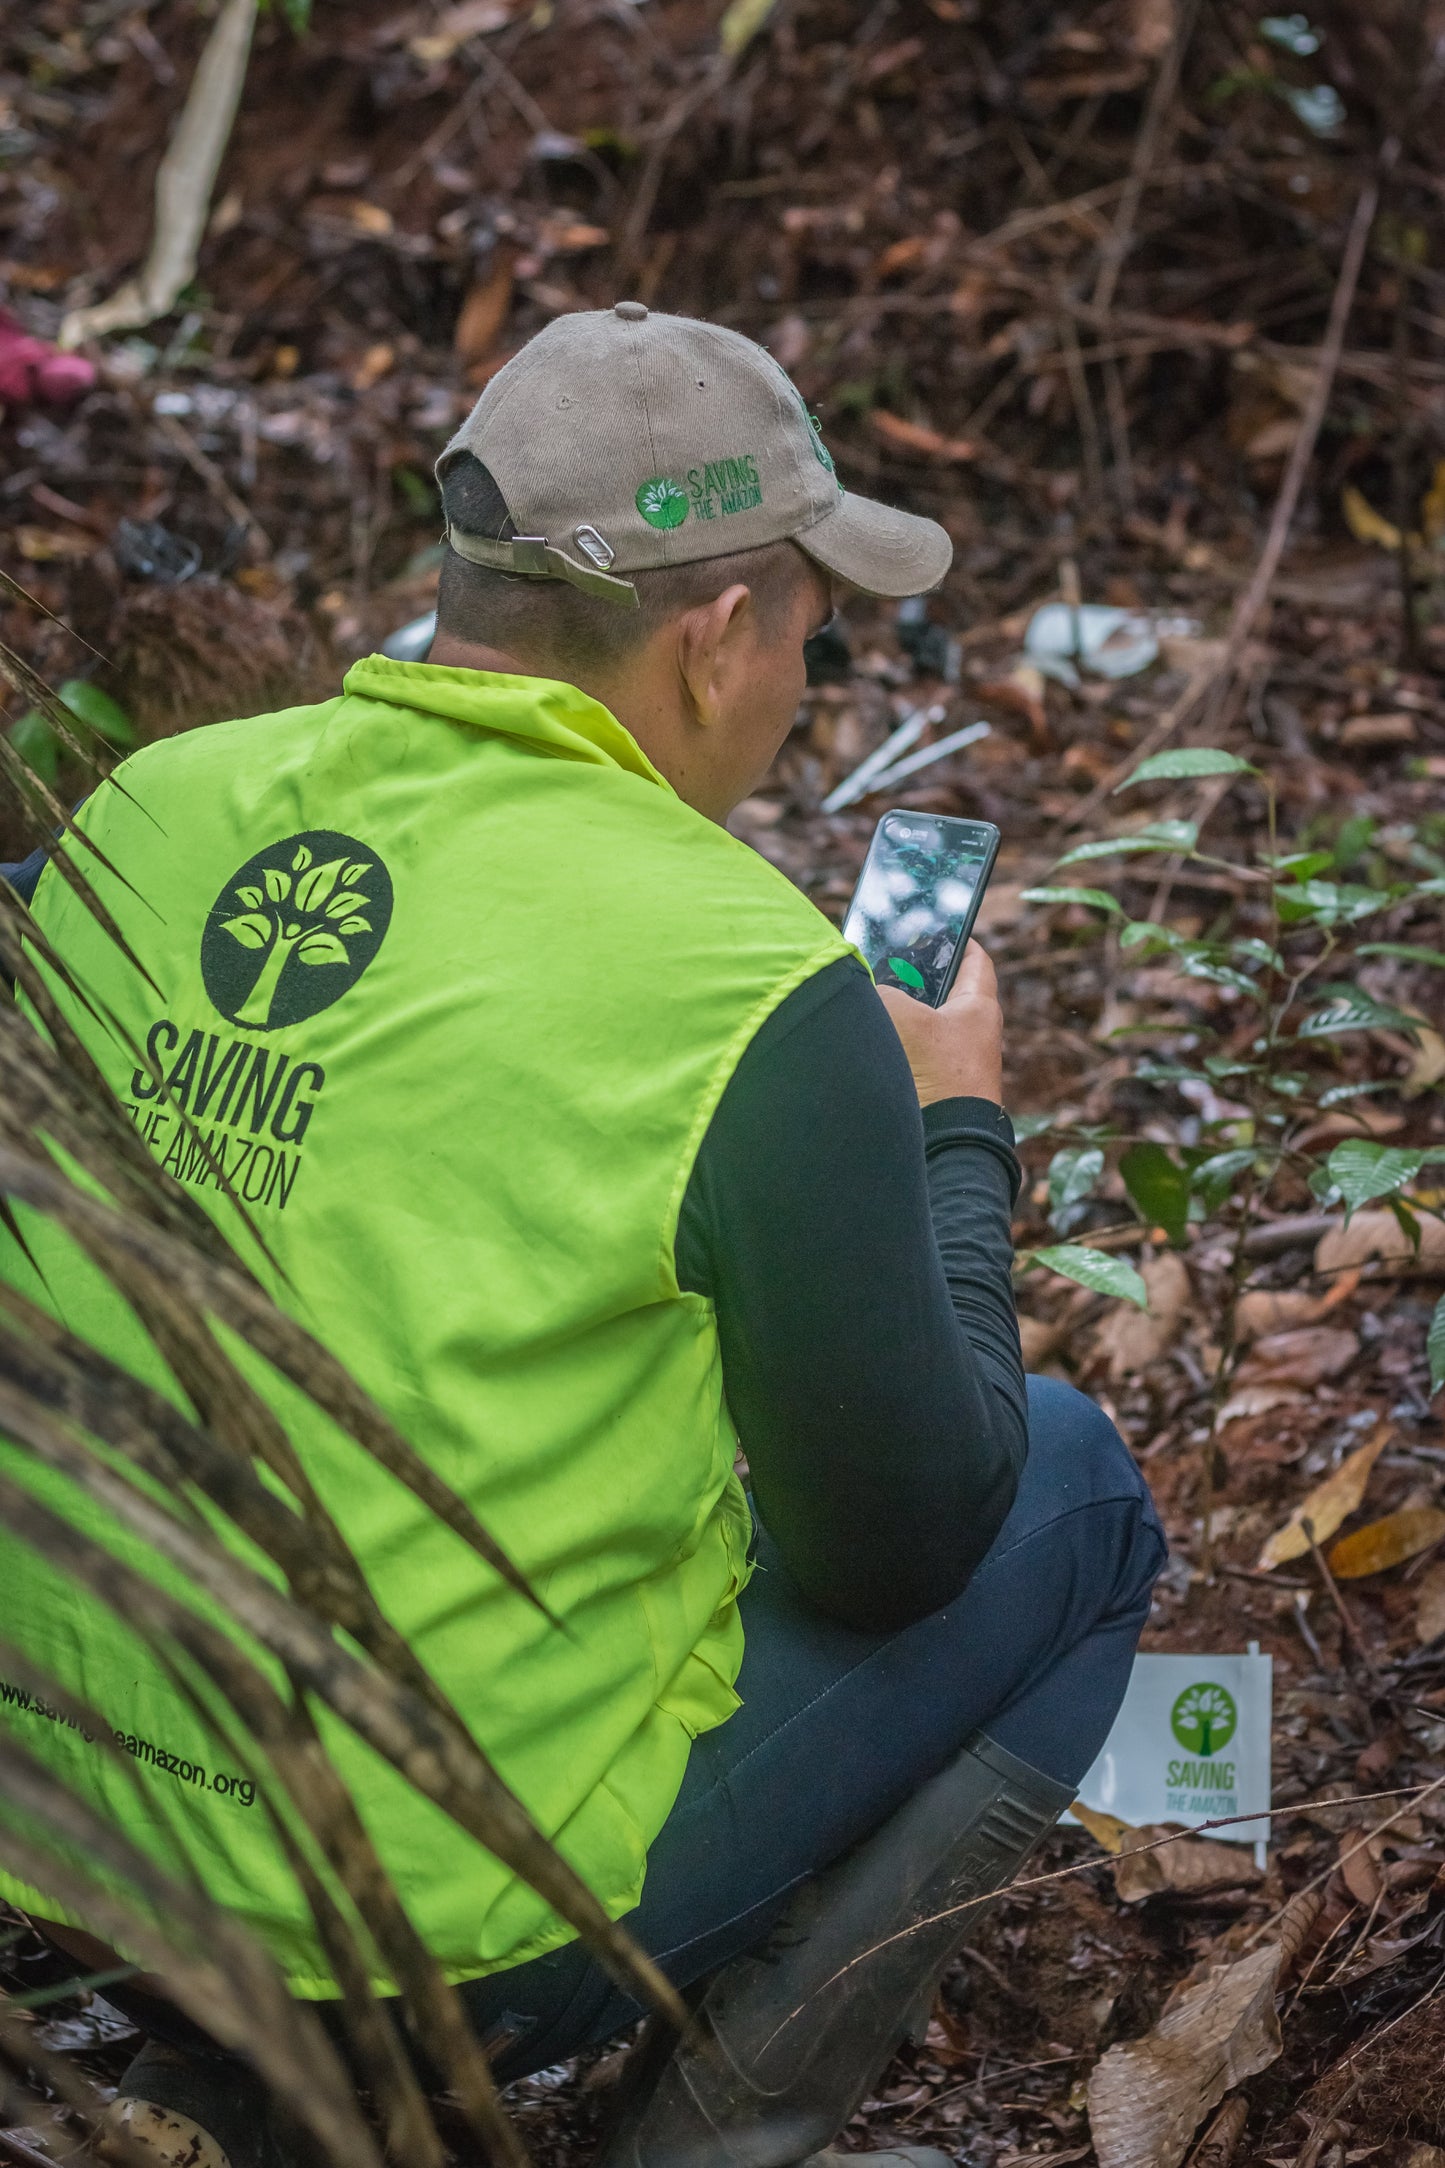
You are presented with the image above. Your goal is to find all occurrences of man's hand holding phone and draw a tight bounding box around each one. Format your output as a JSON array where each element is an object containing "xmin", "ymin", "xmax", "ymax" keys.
[{"xmin": 877, "ymin": 940, "xmax": 1004, "ymax": 1108}]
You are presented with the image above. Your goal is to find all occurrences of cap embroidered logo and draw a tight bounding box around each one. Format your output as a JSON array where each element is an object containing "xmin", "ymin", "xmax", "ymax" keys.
[
  {"xmin": 635, "ymin": 476, "xmax": 690, "ymax": 530},
  {"xmin": 201, "ymin": 831, "xmax": 394, "ymax": 1032}
]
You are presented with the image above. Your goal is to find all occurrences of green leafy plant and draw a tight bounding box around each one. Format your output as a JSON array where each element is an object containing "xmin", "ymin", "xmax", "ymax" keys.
[
  {"xmin": 6, "ymin": 679, "xmax": 135, "ymax": 789},
  {"xmin": 1020, "ymin": 742, "xmax": 1445, "ymax": 1521}
]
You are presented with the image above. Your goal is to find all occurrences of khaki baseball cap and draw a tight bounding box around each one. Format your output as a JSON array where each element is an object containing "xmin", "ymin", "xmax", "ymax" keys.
[{"xmin": 435, "ymin": 302, "xmax": 952, "ymax": 609}]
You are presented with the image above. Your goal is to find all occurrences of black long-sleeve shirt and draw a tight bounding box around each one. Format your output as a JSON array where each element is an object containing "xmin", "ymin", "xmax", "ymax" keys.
[{"xmin": 3, "ymin": 854, "xmax": 1025, "ymax": 1633}]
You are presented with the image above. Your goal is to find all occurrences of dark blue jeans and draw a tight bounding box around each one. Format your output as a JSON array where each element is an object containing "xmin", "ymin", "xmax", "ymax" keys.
[{"xmin": 466, "ymin": 1376, "xmax": 1165, "ymax": 2081}]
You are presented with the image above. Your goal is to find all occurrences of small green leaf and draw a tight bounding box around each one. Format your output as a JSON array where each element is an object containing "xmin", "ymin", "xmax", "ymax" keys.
[
  {"xmin": 1115, "ymin": 747, "xmax": 1253, "ymax": 791},
  {"xmin": 885, "ymin": 956, "xmax": 926, "ymax": 993},
  {"xmin": 8, "ymin": 711, "xmax": 60, "ymax": 786},
  {"xmin": 235, "ymin": 885, "xmax": 263, "ymax": 908},
  {"xmin": 263, "ymin": 866, "xmax": 291, "ymax": 904},
  {"xmin": 1276, "ymin": 880, "xmax": 1395, "ymax": 927},
  {"xmin": 57, "ymin": 678, "xmax": 135, "ymax": 747},
  {"xmin": 1269, "ymin": 849, "xmax": 1335, "ymax": 881},
  {"xmin": 1429, "ymin": 1290, "xmax": 1445, "ymax": 1395},
  {"xmin": 340, "ymin": 860, "xmax": 372, "ymax": 886},
  {"xmin": 1013, "ymin": 1114, "xmax": 1054, "ymax": 1141},
  {"xmin": 1357, "ymin": 943, "xmax": 1445, "ymax": 969},
  {"xmin": 1054, "ymin": 820, "xmax": 1199, "ymax": 868},
  {"xmin": 1020, "ymin": 886, "xmax": 1124, "ymax": 914},
  {"xmin": 324, "ymin": 888, "xmax": 368, "ymax": 919},
  {"xmin": 1298, "ymin": 995, "xmax": 1422, "ymax": 1040},
  {"xmin": 336, "ymin": 915, "xmax": 371, "ymax": 935},
  {"xmin": 1388, "ymin": 1195, "xmax": 1424, "ymax": 1255},
  {"xmin": 1120, "ymin": 1142, "xmax": 1191, "ymax": 1246},
  {"xmin": 296, "ymin": 931, "xmax": 349, "ymax": 966},
  {"xmin": 1031, "ymin": 1245, "xmax": 1148, "ymax": 1309},
  {"xmin": 1188, "ymin": 1147, "xmax": 1257, "ymax": 1212},
  {"xmin": 292, "ymin": 844, "xmax": 313, "ymax": 872},
  {"xmin": 1232, "ymin": 936, "xmax": 1284, "ymax": 972},
  {"xmin": 1318, "ymin": 1079, "xmax": 1402, "ymax": 1108},
  {"xmin": 1178, "ymin": 954, "xmax": 1259, "ymax": 997},
  {"xmin": 1325, "ymin": 1139, "xmax": 1429, "ymax": 1212},
  {"xmin": 221, "ymin": 914, "xmax": 271, "ymax": 950},
  {"xmin": 1047, "ymin": 1145, "xmax": 1104, "ymax": 1233}
]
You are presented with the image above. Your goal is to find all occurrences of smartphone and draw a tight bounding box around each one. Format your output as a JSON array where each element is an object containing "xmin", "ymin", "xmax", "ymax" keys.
[{"xmin": 842, "ymin": 811, "xmax": 1001, "ymax": 1007}]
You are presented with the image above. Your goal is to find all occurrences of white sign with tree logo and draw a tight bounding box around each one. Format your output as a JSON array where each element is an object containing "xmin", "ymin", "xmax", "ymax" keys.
[{"xmin": 1070, "ymin": 1649, "xmax": 1272, "ymax": 1848}]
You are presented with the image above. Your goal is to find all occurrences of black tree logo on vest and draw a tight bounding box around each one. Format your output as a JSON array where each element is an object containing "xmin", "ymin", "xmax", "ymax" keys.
[{"xmin": 200, "ymin": 830, "xmax": 393, "ymax": 1031}]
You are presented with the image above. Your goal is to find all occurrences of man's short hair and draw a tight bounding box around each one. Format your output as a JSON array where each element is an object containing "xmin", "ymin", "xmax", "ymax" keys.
[{"xmin": 435, "ymin": 453, "xmax": 817, "ymax": 675}]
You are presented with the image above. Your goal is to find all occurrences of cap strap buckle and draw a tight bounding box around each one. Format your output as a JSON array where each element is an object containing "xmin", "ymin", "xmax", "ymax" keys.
[{"xmin": 444, "ymin": 524, "xmax": 639, "ymax": 609}]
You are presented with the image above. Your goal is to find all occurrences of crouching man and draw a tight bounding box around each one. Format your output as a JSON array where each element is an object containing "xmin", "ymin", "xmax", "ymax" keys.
[{"xmin": 0, "ymin": 305, "xmax": 1164, "ymax": 2168}]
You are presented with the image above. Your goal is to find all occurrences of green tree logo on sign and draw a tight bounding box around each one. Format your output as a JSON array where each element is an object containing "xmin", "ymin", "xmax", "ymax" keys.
[
  {"xmin": 1170, "ymin": 1682, "xmax": 1237, "ymax": 1757},
  {"xmin": 201, "ymin": 830, "xmax": 393, "ymax": 1031}
]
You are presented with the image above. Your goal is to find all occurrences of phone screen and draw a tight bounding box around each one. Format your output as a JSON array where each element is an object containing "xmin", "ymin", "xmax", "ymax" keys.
[{"xmin": 842, "ymin": 812, "xmax": 1000, "ymax": 1006}]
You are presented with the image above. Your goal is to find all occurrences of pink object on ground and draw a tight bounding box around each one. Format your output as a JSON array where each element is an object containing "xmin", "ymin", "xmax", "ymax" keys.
[{"xmin": 0, "ymin": 309, "xmax": 97, "ymax": 406}]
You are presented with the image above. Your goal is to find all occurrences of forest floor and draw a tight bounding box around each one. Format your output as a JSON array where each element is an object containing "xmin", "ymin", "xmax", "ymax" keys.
[{"xmin": 4, "ymin": 2, "xmax": 1445, "ymax": 2164}]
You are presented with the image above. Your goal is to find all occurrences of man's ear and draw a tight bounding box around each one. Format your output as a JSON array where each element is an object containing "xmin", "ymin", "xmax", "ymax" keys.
[{"xmin": 676, "ymin": 583, "xmax": 753, "ymax": 728}]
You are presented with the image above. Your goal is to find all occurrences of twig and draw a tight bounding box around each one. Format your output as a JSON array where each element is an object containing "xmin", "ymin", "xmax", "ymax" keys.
[
  {"xmin": 151, "ymin": 412, "xmax": 270, "ymax": 556},
  {"xmin": 1091, "ymin": 0, "xmax": 1200, "ymax": 317},
  {"xmin": 1217, "ymin": 158, "xmax": 1396, "ymax": 694},
  {"xmin": 1183, "ymin": 2092, "xmax": 1249, "ymax": 2168},
  {"xmin": 1302, "ymin": 1515, "xmax": 1381, "ymax": 1684}
]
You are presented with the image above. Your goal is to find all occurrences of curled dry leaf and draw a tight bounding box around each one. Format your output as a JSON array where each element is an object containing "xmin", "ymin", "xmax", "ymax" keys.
[
  {"xmin": 1328, "ymin": 1505, "xmax": 1445, "ymax": 1580},
  {"xmin": 868, "ymin": 409, "xmax": 978, "ymax": 463},
  {"xmin": 1337, "ymin": 1827, "xmax": 1384, "ymax": 1909},
  {"xmin": 1071, "ymin": 1800, "xmax": 1134, "ymax": 1854},
  {"xmin": 1415, "ymin": 1559, "xmax": 1445, "ymax": 1645},
  {"xmin": 1096, "ymin": 1252, "xmax": 1191, "ymax": 1379},
  {"xmin": 1256, "ymin": 1425, "xmax": 1389, "ymax": 1570},
  {"xmin": 1232, "ymin": 1325, "xmax": 1360, "ymax": 1390},
  {"xmin": 1087, "ymin": 1942, "xmax": 1283, "ymax": 2168},
  {"xmin": 1316, "ymin": 1209, "xmax": 1445, "ymax": 1276},
  {"xmin": 1112, "ymin": 1825, "xmax": 1264, "ymax": 1904},
  {"xmin": 1235, "ymin": 1269, "xmax": 1360, "ymax": 1343}
]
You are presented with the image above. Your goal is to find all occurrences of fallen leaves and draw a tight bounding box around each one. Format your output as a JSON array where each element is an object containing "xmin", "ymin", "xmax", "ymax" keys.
[
  {"xmin": 1087, "ymin": 1942, "xmax": 1283, "ymax": 2168},
  {"xmin": 454, "ymin": 252, "xmax": 516, "ymax": 373},
  {"xmin": 1256, "ymin": 1425, "xmax": 1389, "ymax": 1570},
  {"xmin": 1219, "ymin": 1324, "xmax": 1359, "ymax": 1426},
  {"xmin": 868, "ymin": 409, "xmax": 979, "ymax": 463},
  {"xmin": 1416, "ymin": 1560, "xmax": 1445, "ymax": 1645},
  {"xmin": 1111, "ymin": 1825, "xmax": 1264, "ymax": 1904},
  {"xmin": 1316, "ymin": 1208, "xmax": 1445, "ymax": 1275},
  {"xmin": 1096, "ymin": 1253, "xmax": 1191, "ymax": 1378},
  {"xmin": 1328, "ymin": 1505, "xmax": 1445, "ymax": 1580}
]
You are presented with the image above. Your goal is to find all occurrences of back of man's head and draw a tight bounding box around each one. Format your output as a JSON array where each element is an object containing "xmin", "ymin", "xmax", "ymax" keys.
[{"xmin": 430, "ymin": 303, "xmax": 951, "ymax": 681}]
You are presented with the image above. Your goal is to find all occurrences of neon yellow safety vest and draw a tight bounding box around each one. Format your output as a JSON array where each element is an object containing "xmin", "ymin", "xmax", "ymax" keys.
[{"xmin": 0, "ymin": 658, "xmax": 849, "ymax": 1994}]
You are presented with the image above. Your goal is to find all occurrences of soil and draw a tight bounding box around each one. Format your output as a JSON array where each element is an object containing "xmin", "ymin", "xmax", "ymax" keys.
[{"xmin": 4, "ymin": 1, "xmax": 1445, "ymax": 2163}]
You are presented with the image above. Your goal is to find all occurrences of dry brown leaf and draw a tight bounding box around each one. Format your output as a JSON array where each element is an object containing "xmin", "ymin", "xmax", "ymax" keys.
[
  {"xmin": 1415, "ymin": 1560, "xmax": 1445, "ymax": 1646},
  {"xmin": 1071, "ymin": 1800, "xmax": 1133, "ymax": 1854},
  {"xmin": 1256, "ymin": 1426, "xmax": 1389, "ymax": 1570},
  {"xmin": 1234, "ymin": 1275, "xmax": 1361, "ymax": 1341},
  {"xmin": 1402, "ymin": 1026, "xmax": 1445, "ymax": 1095},
  {"xmin": 1087, "ymin": 1942, "xmax": 1282, "ymax": 2168},
  {"xmin": 1112, "ymin": 1825, "xmax": 1264, "ymax": 1904},
  {"xmin": 1328, "ymin": 1505, "xmax": 1445, "ymax": 1580},
  {"xmin": 869, "ymin": 409, "xmax": 978, "ymax": 463},
  {"xmin": 1096, "ymin": 1253, "xmax": 1190, "ymax": 1379},
  {"xmin": 455, "ymin": 253, "xmax": 515, "ymax": 369},
  {"xmin": 1231, "ymin": 1324, "xmax": 1359, "ymax": 1391},
  {"xmin": 1337, "ymin": 1829, "xmax": 1383, "ymax": 1908},
  {"xmin": 1316, "ymin": 1209, "xmax": 1445, "ymax": 1276},
  {"xmin": 1339, "ymin": 711, "xmax": 1417, "ymax": 746},
  {"xmin": 1217, "ymin": 1383, "xmax": 1306, "ymax": 1426}
]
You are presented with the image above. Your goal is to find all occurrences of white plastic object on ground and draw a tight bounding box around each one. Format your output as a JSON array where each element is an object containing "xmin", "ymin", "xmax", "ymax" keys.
[
  {"xmin": 1068, "ymin": 1645, "xmax": 1272, "ymax": 1852},
  {"xmin": 382, "ymin": 611, "xmax": 438, "ymax": 662},
  {"xmin": 1024, "ymin": 602, "xmax": 1201, "ymax": 687},
  {"xmin": 864, "ymin": 719, "xmax": 990, "ymax": 794},
  {"xmin": 820, "ymin": 703, "xmax": 942, "ymax": 814}
]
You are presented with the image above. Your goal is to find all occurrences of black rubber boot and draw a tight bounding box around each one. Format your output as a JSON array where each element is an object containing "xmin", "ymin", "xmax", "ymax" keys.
[
  {"xmin": 598, "ymin": 1732, "xmax": 1074, "ymax": 2168},
  {"xmin": 96, "ymin": 2040, "xmax": 298, "ymax": 2168}
]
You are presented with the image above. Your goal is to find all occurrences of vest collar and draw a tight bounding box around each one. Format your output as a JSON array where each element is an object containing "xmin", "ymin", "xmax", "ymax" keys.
[{"xmin": 343, "ymin": 655, "xmax": 673, "ymax": 792}]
